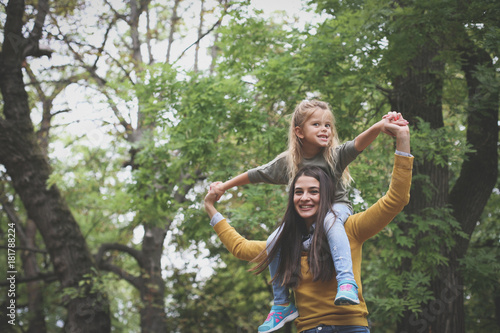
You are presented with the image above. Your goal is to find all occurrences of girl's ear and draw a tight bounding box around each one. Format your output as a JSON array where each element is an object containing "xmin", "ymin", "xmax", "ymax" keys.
[{"xmin": 295, "ymin": 126, "xmax": 304, "ymax": 139}]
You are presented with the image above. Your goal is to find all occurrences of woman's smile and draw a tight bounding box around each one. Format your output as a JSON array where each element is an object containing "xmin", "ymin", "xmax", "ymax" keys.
[{"xmin": 293, "ymin": 175, "xmax": 321, "ymax": 225}]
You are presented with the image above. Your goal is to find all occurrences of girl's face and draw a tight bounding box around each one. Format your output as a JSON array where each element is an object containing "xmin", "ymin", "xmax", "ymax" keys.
[
  {"xmin": 295, "ymin": 109, "xmax": 333, "ymax": 154},
  {"xmin": 293, "ymin": 175, "xmax": 321, "ymax": 225}
]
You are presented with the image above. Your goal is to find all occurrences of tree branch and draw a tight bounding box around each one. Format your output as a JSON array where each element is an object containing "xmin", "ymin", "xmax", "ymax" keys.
[
  {"xmin": 173, "ymin": 2, "xmax": 232, "ymax": 65},
  {"xmin": 449, "ymin": 33, "xmax": 499, "ymax": 257},
  {"xmin": 23, "ymin": 0, "xmax": 53, "ymax": 59},
  {"xmin": 0, "ymin": 272, "xmax": 57, "ymax": 286},
  {"xmin": 96, "ymin": 242, "xmax": 145, "ymax": 268},
  {"xmin": 0, "ymin": 192, "xmax": 29, "ymax": 244},
  {"xmin": 104, "ymin": 0, "xmax": 128, "ymax": 22},
  {"xmin": 98, "ymin": 260, "xmax": 143, "ymax": 290}
]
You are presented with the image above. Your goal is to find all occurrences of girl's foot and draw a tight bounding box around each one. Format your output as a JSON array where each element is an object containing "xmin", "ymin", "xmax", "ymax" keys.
[
  {"xmin": 334, "ymin": 280, "xmax": 360, "ymax": 305},
  {"xmin": 258, "ymin": 303, "xmax": 299, "ymax": 333}
]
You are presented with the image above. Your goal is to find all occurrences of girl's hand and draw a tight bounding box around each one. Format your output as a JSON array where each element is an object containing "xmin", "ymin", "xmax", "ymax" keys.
[
  {"xmin": 383, "ymin": 111, "xmax": 409, "ymax": 126},
  {"xmin": 382, "ymin": 111, "xmax": 409, "ymax": 136}
]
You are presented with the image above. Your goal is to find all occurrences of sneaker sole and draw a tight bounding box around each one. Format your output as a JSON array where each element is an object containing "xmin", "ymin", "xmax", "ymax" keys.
[
  {"xmin": 334, "ymin": 296, "xmax": 360, "ymax": 306},
  {"xmin": 258, "ymin": 311, "xmax": 299, "ymax": 333}
]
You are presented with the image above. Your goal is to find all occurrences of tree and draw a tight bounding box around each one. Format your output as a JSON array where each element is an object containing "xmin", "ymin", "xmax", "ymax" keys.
[
  {"xmin": 54, "ymin": 1, "xmax": 234, "ymax": 330},
  {"xmin": 0, "ymin": 0, "xmax": 111, "ymax": 331},
  {"xmin": 215, "ymin": 0, "xmax": 498, "ymax": 331},
  {"xmin": 309, "ymin": 0, "xmax": 499, "ymax": 331},
  {"xmin": 2, "ymin": 0, "xmax": 497, "ymax": 331}
]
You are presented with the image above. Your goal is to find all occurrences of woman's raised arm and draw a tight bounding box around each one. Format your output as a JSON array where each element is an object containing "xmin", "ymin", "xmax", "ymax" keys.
[
  {"xmin": 347, "ymin": 122, "xmax": 412, "ymax": 242},
  {"xmin": 204, "ymin": 188, "xmax": 267, "ymax": 261}
]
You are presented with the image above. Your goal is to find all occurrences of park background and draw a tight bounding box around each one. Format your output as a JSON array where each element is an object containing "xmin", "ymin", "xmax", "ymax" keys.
[{"xmin": 0, "ymin": 0, "xmax": 499, "ymax": 332}]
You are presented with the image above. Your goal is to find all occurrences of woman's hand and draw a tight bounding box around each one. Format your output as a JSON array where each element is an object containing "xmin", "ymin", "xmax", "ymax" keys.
[
  {"xmin": 209, "ymin": 181, "xmax": 225, "ymax": 201},
  {"xmin": 383, "ymin": 121, "xmax": 410, "ymax": 153},
  {"xmin": 382, "ymin": 121, "xmax": 409, "ymax": 137},
  {"xmin": 204, "ymin": 187, "xmax": 219, "ymax": 219},
  {"xmin": 381, "ymin": 112, "xmax": 409, "ymax": 137}
]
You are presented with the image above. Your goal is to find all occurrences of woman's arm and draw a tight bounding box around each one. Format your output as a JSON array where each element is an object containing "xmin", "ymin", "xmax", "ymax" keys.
[
  {"xmin": 347, "ymin": 123, "xmax": 412, "ymax": 241},
  {"xmin": 204, "ymin": 189, "xmax": 266, "ymax": 261}
]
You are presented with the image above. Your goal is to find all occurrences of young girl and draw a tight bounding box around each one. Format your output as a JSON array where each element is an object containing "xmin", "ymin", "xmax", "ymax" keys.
[{"xmin": 210, "ymin": 100, "xmax": 407, "ymax": 333}]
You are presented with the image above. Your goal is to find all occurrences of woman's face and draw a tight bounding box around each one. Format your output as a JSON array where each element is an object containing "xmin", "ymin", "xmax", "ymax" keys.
[{"xmin": 293, "ymin": 175, "xmax": 321, "ymax": 225}]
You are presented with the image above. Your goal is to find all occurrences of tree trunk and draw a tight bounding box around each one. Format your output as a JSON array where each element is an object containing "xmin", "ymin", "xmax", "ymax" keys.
[
  {"xmin": 389, "ymin": 22, "xmax": 498, "ymax": 333},
  {"xmin": 1, "ymin": 194, "xmax": 48, "ymax": 333},
  {"xmin": 389, "ymin": 40, "xmax": 451, "ymax": 333},
  {"xmin": 0, "ymin": 0, "xmax": 111, "ymax": 331},
  {"xmin": 22, "ymin": 219, "xmax": 47, "ymax": 333},
  {"xmin": 194, "ymin": 0, "xmax": 205, "ymax": 72},
  {"xmin": 139, "ymin": 224, "xmax": 168, "ymax": 332},
  {"xmin": 166, "ymin": 0, "xmax": 181, "ymax": 64}
]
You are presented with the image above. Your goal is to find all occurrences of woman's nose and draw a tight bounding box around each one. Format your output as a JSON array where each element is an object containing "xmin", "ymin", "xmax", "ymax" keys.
[{"xmin": 301, "ymin": 192, "xmax": 311, "ymax": 200}]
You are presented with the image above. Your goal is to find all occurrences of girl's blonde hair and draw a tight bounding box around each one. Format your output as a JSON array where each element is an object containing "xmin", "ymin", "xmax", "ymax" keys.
[{"xmin": 283, "ymin": 100, "xmax": 352, "ymax": 186}]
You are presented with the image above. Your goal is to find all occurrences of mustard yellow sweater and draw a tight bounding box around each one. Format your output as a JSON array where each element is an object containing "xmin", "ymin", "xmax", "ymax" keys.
[{"xmin": 213, "ymin": 154, "xmax": 413, "ymax": 332}]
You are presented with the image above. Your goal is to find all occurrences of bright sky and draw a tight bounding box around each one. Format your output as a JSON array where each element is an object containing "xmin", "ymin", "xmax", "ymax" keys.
[
  {"xmin": 26, "ymin": 0, "xmax": 321, "ymax": 283},
  {"xmin": 163, "ymin": 0, "xmax": 321, "ymax": 282},
  {"xmin": 41, "ymin": 0, "xmax": 320, "ymax": 148}
]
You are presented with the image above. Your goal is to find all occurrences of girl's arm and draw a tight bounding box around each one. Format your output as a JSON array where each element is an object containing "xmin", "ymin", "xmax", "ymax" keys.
[
  {"xmin": 354, "ymin": 112, "xmax": 409, "ymax": 152},
  {"xmin": 220, "ymin": 172, "xmax": 250, "ymax": 191},
  {"xmin": 211, "ymin": 172, "xmax": 251, "ymax": 201}
]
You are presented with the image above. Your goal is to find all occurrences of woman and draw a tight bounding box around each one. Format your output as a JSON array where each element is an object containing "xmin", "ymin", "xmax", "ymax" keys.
[{"xmin": 204, "ymin": 121, "xmax": 412, "ymax": 333}]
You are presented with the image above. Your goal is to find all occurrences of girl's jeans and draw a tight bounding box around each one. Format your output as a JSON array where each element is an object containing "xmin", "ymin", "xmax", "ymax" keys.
[{"xmin": 267, "ymin": 203, "xmax": 355, "ymax": 304}]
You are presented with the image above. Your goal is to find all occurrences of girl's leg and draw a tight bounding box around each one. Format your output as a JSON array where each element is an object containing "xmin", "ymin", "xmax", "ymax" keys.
[
  {"xmin": 266, "ymin": 226, "xmax": 289, "ymax": 305},
  {"xmin": 324, "ymin": 203, "xmax": 359, "ymax": 305},
  {"xmin": 258, "ymin": 226, "xmax": 298, "ymax": 333}
]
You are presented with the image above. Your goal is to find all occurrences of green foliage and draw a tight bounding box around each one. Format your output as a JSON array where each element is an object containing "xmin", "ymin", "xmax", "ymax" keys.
[
  {"xmin": 167, "ymin": 251, "xmax": 279, "ymax": 332},
  {"xmin": 363, "ymin": 207, "xmax": 468, "ymax": 327},
  {"xmin": 2, "ymin": 0, "xmax": 498, "ymax": 331},
  {"xmin": 411, "ymin": 117, "xmax": 474, "ymax": 169},
  {"xmin": 50, "ymin": 135, "xmax": 135, "ymax": 245}
]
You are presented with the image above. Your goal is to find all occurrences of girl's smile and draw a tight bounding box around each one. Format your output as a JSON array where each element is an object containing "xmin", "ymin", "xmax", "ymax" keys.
[{"xmin": 295, "ymin": 109, "xmax": 333, "ymax": 158}]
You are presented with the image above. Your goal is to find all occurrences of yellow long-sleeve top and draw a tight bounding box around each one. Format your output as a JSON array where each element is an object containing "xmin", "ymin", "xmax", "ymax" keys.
[{"xmin": 213, "ymin": 154, "xmax": 413, "ymax": 332}]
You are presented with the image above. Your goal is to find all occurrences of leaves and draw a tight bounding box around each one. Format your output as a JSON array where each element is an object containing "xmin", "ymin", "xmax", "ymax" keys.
[{"xmin": 1, "ymin": 0, "xmax": 498, "ymax": 331}]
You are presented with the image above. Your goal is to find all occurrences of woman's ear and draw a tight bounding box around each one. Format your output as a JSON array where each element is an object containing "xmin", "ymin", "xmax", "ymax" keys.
[{"xmin": 295, "ymin": 126, "xmax": 304, "ymax": 139}]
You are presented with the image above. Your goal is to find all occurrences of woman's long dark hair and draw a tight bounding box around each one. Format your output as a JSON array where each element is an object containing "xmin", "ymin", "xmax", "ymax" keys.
[{"xmin": 251, "ymin": 166, "xmax": 337, "ymax": 289}]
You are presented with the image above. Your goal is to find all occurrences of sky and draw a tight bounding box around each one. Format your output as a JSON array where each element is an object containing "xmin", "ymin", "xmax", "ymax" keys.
[
  {"xmin": 162, "ymin": 0, "xmax": 321, "ymax": 282},
  {"xmin": 39, "ymin": 0, "xmax": 320, "ymax": 149},
  {"xmin": 10, "ymin": 0, "xmax": 322, "ymax": 285}
]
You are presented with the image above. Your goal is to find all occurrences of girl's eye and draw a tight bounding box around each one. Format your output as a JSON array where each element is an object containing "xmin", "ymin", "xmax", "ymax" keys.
[{"xmin": 325, "ymin": 124, "xmax": 331, "ymax": 128}]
